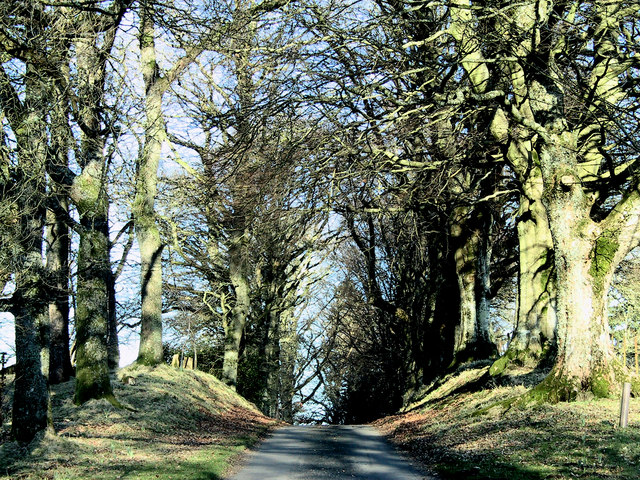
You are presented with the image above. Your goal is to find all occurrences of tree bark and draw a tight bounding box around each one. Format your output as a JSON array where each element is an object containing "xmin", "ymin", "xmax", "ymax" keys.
[
  {"xmin": 536, "ymin": 138, "xmax": 618, "ymax": 400},
  {"xmin": 72, "ymin": 23, "xmax": 117, "ymax": 403},
  {"xmin": 106, "ymin": 260, "xmax": 120, "ymax": 370},
  {"xmin": 47, "ymin": 75, "xmax": 74, "ymax": 384},
  {"xmin": 72, "ymin": 160, "xmax": 115, "ymax": 404},
  {"xmin": 222, "ymin": 226, "xmax": 250, "ymax": 389},
  {"xmin": 513, "ymin": 181, "xmax": 556, "ymax": 359},
  {"xmin": 135, "ymin": 3, "xmax": 164, "ymax": 366},
  {"xmin": 450, "ymin": 202, "xmax": 495, "ymax": 364},
  {"xmin": 47, "ymin": 192, "xmax": 74, "ymax": 384},
  {"xmin": 11, "ymin": 175, "xmax": 50, "ymax": 441},
  {"xmin": 492, "ymin": 170, "xmax": 557, "ymax": 375},
  {"xmin": 9, "ymin": 64, "xmax": 52, "ymax": 442}
]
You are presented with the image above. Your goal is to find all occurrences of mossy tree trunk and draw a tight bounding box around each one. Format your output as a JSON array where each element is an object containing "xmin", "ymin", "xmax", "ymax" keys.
[
  {"xmin": 496, "ymin": 170, "xmax": 557, "ymax": 372},
  {"xmin": 73, "ymin": 206, "xmax": 114, "ymax": 404},
  {"xmin": 537, "ymin": 137, "xmax": 639, "ymax": 400},
  {"xmin": 71, "ymin": 16, "xmax": 120, "ymax": 404},
  {"xmin": 222, "ymin": 225, "xmax": 251, "ymax": 389},
  {"xmin": 47, "ymin": 190, "xmax": 74, "ymax": 383},
  {"xmin": 448, "ymin": 1, "xmax": 640, "ymax": 398},
  {"xmin": 450, "ymin": 190, "xmax": 495, "ymax": 365},
  {"xmin": 9, "ymin": 66, "xmax": 51, "ymax": 441},
  {"xmin": 135, "ymin": 4, "xmax": 164, "ymax": 366},
  {"xmin": 12, "ymin": 264, "xmax": 51, "ymax": 441},
  {"xmin": 450, "ymin": 0, "xmax": 558, "ymax": 373},
  {"xmin": 517, "ymin": 190, "xmax": 555, "ymax": 349},
  {"xmin": 133, "ymin": 1, "xmax": 207, "ymax": 365}
]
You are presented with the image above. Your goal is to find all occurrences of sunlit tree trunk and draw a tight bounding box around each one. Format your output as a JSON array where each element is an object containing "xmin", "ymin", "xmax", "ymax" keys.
[
  {"xmin": 450, "ymin": 0, "xmax": 558, "ymax": 372},
  {"xmin": 536, "ymin": 138, "xmax": 639, "ymax": 400},
  {"xmin": 512, "ymin": 178, "xmax": 556, "ymax": 360},
  {"xmin": 491, "ymin": 167, "xmax": 557, "ymax": 375},
  {"xmin": 135, "ymin": 3, "xmax": 164, "ymax": 366}
]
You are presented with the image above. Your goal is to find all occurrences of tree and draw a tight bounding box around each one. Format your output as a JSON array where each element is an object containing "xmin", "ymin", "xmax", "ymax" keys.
[
  {"xmin": 448, "ymin": 0, "xmax": 640, "ymax": 399},
  {"xmin": 46, "ymin": 28, "xmax": 74, "ymax": 384},
  {"xmin": 303, "ymin": 0, "xmax": 502, "ymax": 378},
  {"xmin": 0, "ymin": 0, "xmax": 66, "ymax": 441},
  {"xmin": 133, "ymin": 0, "xmax": 218, "ymax": 366},
  {"xmin": 0, "ymin": 64, "xmax": 51, "ymax": 441},
  {"xmin": 70, "ymin": 2, "xmax": 133, "ymax": 404}
]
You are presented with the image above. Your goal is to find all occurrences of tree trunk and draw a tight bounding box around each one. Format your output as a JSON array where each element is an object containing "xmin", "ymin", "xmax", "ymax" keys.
[
  {"xmin": 106, "ymin": 261, "xmax": 120, "ymax": 370},
  {"xmin": 279, "ymin": 308, "xmax": 297, "ymax": 423},
  {"xmin": 47, "ymin": 193, "xmax": 74, "ymax": 384},
  {"xmin": 262, "ymin": 303, "xmax": 280, "ymax": 418},
  {"xmin": 222, "ymin": 227, "xmax": 250, "ymax": 389},
  {"xmin": 135, "ymin": 5, "xmax": 164, "ymax": 366},
  {"xmin": 12, "ymin": 286, "xmax": 50, "ymax": 441},
  {"xmin": 71, "ymin": 23, "xmax": 117, "ymax": 403},
  {"xmin": 451, "ymin": 204, "xmax": 495, "ymax": 364},
  {"xmin": 422, "ymin": 242, "xmax": 458, "ymax": 380},
  {"xmin": 492, "ymin": 171, "xmax": 557, "ymax": 375},
  {"xmin": 72, "ymin": 161, "xmax": 115, "ymax": 404},
  {"xmin": 535, "ymin": 139, "xmax": 616, "ymax": 401},
  {"xmin": 513, "ymin": 186, "xmax": 556, "ymax": 357},
  {"xmin": 10, "ymin": 66, "xmax": 52, "ymax": 442},
  {"xmin": 11, "ymin": 188, "xmax": 50, "ymax": 441},
  {"xmin": 47, "ymin": 78, "xmax": 74, "ymax": 384}
]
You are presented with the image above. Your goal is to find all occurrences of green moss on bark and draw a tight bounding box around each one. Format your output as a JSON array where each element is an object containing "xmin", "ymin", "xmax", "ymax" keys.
[
  {"xmin": 520, "ymin": 372, "xmax": 577, "ymax": 405},
  {"xmin": 589, "ymin": 231, "xmax": 619, "ymax": 296},
  {"xmin": 489, "ymin": 350, "xmax": 517, "ymax": 376},
  {"xmin": 590, "ymin": 372, "xmax": 612, "ymax": 398}
]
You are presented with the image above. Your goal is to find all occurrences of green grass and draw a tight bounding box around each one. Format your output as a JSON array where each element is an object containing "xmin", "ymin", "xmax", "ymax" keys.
[
  {"xmin": 376, "ymin": 365, "xmax": 640, "ymax": 480},
  {"xmin": 0, "ymin": 364, "xmax": 278, "ymax": 480}
]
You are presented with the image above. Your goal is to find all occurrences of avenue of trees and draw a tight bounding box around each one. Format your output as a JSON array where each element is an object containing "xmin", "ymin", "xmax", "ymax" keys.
[{"xmin": 0, "ymin": 0, "xmax": 639, "ymax": 438}]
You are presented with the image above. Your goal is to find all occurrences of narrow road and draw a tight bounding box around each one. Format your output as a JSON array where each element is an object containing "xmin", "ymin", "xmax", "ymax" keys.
[{"xmin": 227, "ymin": 425, "xmax": 432, "ymax": 479}]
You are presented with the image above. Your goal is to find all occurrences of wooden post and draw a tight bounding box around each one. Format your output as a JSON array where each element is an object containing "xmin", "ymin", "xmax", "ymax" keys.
[{"xmin": 619, "ymin": 382, "xmax": 631, "ymax": 428}]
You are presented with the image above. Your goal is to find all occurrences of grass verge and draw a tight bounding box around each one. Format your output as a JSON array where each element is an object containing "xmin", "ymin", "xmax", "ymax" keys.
[
  {"xmin": 0, "ymin": 364, "xmax": 279, "ymax": 480},
  {"xmin": 375, "ymin": 364, "xmax": 640, "ymax": 480}
]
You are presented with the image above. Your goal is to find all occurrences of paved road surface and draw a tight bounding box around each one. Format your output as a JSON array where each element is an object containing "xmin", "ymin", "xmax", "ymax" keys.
[{"xmin": 227, "ymin": 425, "xmax": 431, "ymax": 479}]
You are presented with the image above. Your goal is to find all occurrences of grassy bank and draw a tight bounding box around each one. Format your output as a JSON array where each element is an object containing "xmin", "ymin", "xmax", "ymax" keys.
[
  {"xmin": 375, "ymin": 363, "xmax": 640, "ymax": 480},
  {"xmin": 0, "ymin": 364, "xmax": 279, "ymax": 480}
]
